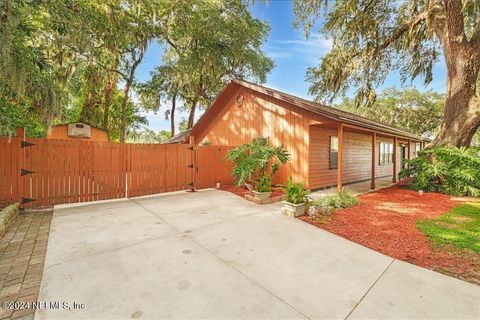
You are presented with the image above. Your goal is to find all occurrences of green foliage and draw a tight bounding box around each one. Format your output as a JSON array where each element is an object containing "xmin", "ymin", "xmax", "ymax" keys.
[
  {"xmin": 293, "ymin": 0, "xmax": 479, "ymax": 107},
  {"xmin": 336, "ymin": 88, "xmax": 444, "ymax": 137},
  {"xmin": 143, "ymin": 0, "xmax": 274, "ymax": 130},
  {"xmin": 399, "ymin": 147, "xmax": 480, "ymax": 197},
  {"xmin": 127, "ymin": 129, "xmax": 172, "ymax": 143},
  {"xmin": 226, "ymin": 140, "xmax": 290, "ymax": 192},
  {"xmin": 310, "ymin": 189, "xmax": 358, "ymax": 217},
  {"xmin": 256, "ymin": 175, "xmax": 273, "ymax": 193},
  {"xmin": 284, "ymin": 177, "xmax": 311, "ymax": 204},
  {"xmin": 417, "ymin": 202, "xmax": 480, "ymax": 252}
]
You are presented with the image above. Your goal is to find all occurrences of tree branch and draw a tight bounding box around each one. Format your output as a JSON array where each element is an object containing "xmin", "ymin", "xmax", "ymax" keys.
[{"xmin": 371, "ymin": 11, "xmax": 428, "ymax": 55}]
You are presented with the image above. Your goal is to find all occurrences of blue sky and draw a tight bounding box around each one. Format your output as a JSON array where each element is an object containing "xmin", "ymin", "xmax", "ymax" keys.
[{"xmin": 136, "ymin": 1, "xmax": 447, "ymax": 132}]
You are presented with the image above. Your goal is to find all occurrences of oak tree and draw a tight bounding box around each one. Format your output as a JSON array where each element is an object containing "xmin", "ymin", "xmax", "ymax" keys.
[{"xmin": 294, "ymin": 0, "xmax": 480, "ymax": 147}]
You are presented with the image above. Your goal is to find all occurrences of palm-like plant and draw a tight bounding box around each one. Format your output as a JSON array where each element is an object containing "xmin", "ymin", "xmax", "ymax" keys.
[{"xmin": 226, "ymin": 140, "xmax": 290, "ymax": 192}]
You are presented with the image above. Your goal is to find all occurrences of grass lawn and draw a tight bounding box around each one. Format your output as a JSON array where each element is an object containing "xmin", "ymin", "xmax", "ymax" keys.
[{"xmin": 417, "ymin": 202, "xmax": 480, "ymax": 253}]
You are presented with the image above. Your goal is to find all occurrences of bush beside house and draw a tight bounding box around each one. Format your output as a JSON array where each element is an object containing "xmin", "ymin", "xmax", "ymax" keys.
[{"xmin": 400, "ymin": 147, "xmax": 480, "ymax": 197}]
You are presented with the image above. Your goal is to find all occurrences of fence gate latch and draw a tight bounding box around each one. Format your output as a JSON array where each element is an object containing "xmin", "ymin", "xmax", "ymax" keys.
[
  {"xmin": 20, "ymin": 169, "xmax": 35, "ymax": 176},
  {"xmin": 21, "ymin": 141, "xmax": 35, "ymax": 148},
  {"xmin": 187, "ymin": 146, "xmax": 194, "ymax": 151},
  {"xmin": 187, "ymin": 164, "xmax": 194, "ymax": 168}
]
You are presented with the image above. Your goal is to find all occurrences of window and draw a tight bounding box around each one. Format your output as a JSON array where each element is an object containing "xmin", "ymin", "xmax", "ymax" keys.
[
  {"xmin": 330, "ymin": 136, "xmax": 338, "ymax": 169},
  {"xmin": 379, "ymin": 142, "xmax": 393, "ymax": 165},
  {"xmin": 415, "ymin": 143, "xmax": 421, "ymax": 157}
]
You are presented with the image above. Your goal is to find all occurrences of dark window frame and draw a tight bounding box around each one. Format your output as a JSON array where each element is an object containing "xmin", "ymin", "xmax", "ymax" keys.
[{"xmin": 329, "ymin": 135, "xmax": 338, "ymax": 169}]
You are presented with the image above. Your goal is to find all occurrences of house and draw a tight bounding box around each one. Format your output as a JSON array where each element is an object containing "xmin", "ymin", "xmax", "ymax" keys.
[
  {"xmin": 178, "ymin": 80, "xmax": 427, "ymax": 190},
  {"xmin": 46, "ymin": 122, "xmax": 109, "ymax": 142}
]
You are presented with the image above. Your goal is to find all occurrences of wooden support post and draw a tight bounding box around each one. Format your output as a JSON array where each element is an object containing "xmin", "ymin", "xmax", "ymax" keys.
[
  {"xmin": 371, "ymin": 132, "xmax": 376, "ymax": 189},
  {"xmin": 392, "ymin": 136, "xmax": 397, "ymax": 183},
  {"xmin": 407, "ymin": 139, "xmax": 411, "ymax": 161},
  {"xmin": 337, "ymin": 124, "xmax": 343, "ymax": 191}
]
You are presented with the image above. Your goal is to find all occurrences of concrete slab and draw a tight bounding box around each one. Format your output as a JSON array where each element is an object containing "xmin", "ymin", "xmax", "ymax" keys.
[
  {"xmin": 310, "ymin": 177, "xmax": 394, "ymax": 199},
  {"xmin": 132, "ymin": 189, "xmax": 270, "ymax": 231},
  {"xmin": 348, "ymin": 259, "xmax": 480, "ymax": 319},
  {"xmin": 46, "ymin": 200, "xmax": 176, "ymax": 266},
  {"xmin": 37, "ymin": 189, "xmax": 480, "ymax": 319},
  {"xmin": 37, "ymin": 234, "xmax": 304, "ymax": 319},
  {"xmin": 189, "ymin": 210, "xmax": 393, "ymax": 319}
]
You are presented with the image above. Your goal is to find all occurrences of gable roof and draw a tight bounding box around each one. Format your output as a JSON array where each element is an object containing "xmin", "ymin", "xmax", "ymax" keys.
[
  {"xmin": 162, "ymin": 129, "xmax": 191, "ymax": 144},
  {"xmin": 189, "ymin": 79, "xmax": 427, "ymax": 142}
]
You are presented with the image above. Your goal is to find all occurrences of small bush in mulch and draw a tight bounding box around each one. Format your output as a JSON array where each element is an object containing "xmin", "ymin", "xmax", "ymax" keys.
[
  {"xmin": 308, "ymin": 189, "xmax": 358, "ymax": 219},
  {"xmin": 298, "ymin": 184, "xmax": 480, "ymax": 285}
]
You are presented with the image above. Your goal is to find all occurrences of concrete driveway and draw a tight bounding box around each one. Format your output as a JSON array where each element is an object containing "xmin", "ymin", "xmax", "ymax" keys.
[{"xmin": 36, "ymin": 190, "xmax": 479, "ymax": 319}]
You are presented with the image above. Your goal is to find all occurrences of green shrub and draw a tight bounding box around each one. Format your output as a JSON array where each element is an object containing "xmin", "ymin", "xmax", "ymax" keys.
[
  {"xmin": 226, "ymin": 139, "xmax": 290, "ymax": 192},
  {"xmin": 309, "ymin": 189, "xmax": 358, "ymax": 217},
  {"xmin": 256, "ymin": 175, "xmax": 272, "ymax": 192},
  {"xmin": 284, "ymin": 177, "xmax": 311, "ymax": 204},
  {"xmin": 399, "ymin": 147, "xmax": 480, "ymax": 197}
]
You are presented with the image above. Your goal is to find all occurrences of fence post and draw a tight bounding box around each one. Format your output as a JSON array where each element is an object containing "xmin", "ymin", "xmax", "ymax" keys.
[
  {"xmin": 15, "ymin": 128, "xmax": 25, "ymax": 207},
  {"xmin": 124, "ymin": 143, "xmax": 129, "ymax": 199},
  {"xmin": 189, "ymin": 135, "xmax": 197, "ymax": 191}
]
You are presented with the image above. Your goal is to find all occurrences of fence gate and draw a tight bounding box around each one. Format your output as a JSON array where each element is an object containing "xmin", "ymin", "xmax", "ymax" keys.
[
  {"xmin": 127, "ymin": 144, "xmax": 193, "ymax": 197},
  {"xmin": 195, "ymin": 146, "xmax": 234, "ymax": 189},
  {"xmin": 19, "ymin": 138, "xmax": 127, "ymax": 207}
]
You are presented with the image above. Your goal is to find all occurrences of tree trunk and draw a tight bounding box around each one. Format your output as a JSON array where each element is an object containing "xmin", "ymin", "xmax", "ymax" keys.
[
  {"xmin": 430, "ymin": 47, "xmax": 480, "ymax": 147},
  {"xmin": 187, "ymin": 98, "xmax": 198, "ymax": 129},
  {"xmin": 103, "ymin": 64, "xmax": 119, "ymax": 130},
  {"xmin": 170, "ymin": 92, "xmax": 176, "ymax": 136},
  {"xmin": 119, "ymin": 81, "xmax": 131, "ymax": 143},
  {"xmin": 120, "ymin": 48, "xmax": 144, "ymax": 143}
]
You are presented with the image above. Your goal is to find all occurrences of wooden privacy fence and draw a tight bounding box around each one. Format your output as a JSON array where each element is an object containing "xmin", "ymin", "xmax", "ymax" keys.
[{"xmin": 0, "ymin": 137, "xmax": 234, "ymax": 208}]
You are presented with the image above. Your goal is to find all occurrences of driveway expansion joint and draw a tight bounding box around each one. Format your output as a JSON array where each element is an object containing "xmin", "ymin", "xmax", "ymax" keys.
[{"xmin": 344, "ymin": 258, "xmax": 396, "ymax": 319}]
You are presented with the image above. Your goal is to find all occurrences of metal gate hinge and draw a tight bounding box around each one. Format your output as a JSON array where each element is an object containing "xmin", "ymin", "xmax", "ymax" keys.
[
  {"xmin": 21, "ymin": 197, "xmax": 36, "ymax": 204},
  {"xmin": 20, "ymin": 169, "xmax": 35, "ymax": 176},
  {"xmin": 21, "ymin": 141, "xmax": 35, "ymax": 148}
]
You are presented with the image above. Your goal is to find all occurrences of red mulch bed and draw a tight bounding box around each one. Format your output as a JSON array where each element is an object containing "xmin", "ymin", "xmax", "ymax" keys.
[
  {"xmin": 299, "ymin": 184, "xmax": 480, "ymax": 284},
  {"xmin": 220, "ymin": 185, "xmax": 284, "ymax": 198}
]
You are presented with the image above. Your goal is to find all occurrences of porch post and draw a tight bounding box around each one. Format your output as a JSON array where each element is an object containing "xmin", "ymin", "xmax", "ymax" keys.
[
  {"xmin": 407, "ymin": 139, "xmax": 411, "ymax": 161},
  {"xmin": 337, "ymin": 124, "xmax": 344, "ymax": 191},
  {"xmin": 371, "ymin": 132, "xmax": 376, "ymax": 189},
  {"xmin": 392, "ymin": 136, "xmax": 397, "ymax": 183}
]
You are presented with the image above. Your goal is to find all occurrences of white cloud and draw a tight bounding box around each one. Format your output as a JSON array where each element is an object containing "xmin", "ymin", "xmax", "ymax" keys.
[{"xmin": 265, "ymin": 32, "xmax": 332, "ymax": 64}]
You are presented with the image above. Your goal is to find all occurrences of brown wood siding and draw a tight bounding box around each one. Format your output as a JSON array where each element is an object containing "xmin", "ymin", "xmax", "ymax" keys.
[
  {"xmin": 309, "ymin": 127, "xmax": 407, "ymax": 189},
  {"xmin": 196, "ymin": 87, "xmax": 331, "ymax": 187},
  {"xmin": 46, "ymin": 125, "xmax": 109, "ymax": 142},
  {"xmin": 194, "ymin": 84, "xmax": 421, "ymax": 190}
]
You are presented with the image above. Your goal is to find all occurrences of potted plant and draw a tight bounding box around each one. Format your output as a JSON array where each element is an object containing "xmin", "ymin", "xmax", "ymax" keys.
[
  {"xmin": 227, "ymin": 139, "xmax": 290, "ymax": 200},
  {"xmin": 251, "ymin": 175, "xmax": 272, "ymax": 200},
  {"xmin": 282, "ymin": 177, "xmax": 311, "ymax": 217}
]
